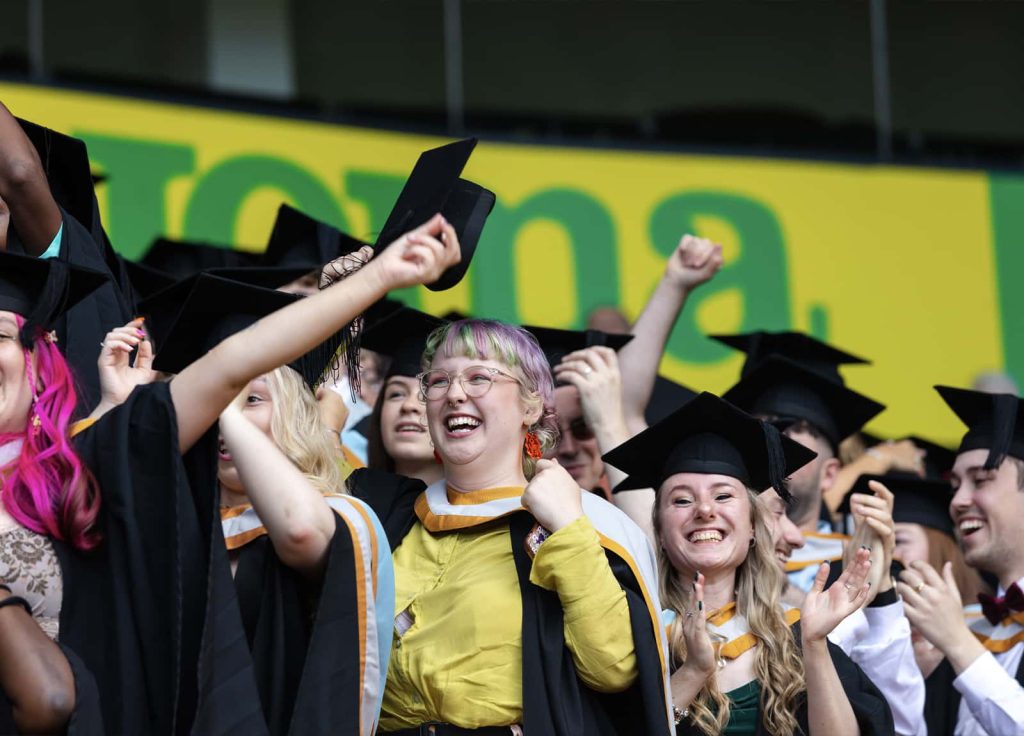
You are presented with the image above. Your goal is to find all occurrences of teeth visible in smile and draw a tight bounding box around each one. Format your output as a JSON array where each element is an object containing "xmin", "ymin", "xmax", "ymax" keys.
[
  {"xmin": 689, "ymin": 530, "xmax": 723, "ymax": 543},
  {"xmin": 960, "ymin": 519, "xmax": 984, "ymax": 533},
  {"xmin": 446, "ymin": 416, "xmax": 481, "ymax": 432}
]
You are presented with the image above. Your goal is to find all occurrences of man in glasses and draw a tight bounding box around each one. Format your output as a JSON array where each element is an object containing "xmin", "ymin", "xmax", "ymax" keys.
[{"xmin": 526, "ymin": 328, "xmax": 632, "ymax": 499}]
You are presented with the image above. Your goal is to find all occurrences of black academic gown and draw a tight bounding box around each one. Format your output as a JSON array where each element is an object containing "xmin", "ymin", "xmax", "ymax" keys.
[
  {"xmin": 924, "ymin": 647, "xmax": 1024, "ymax": 736},
  {"xmin": 184, "ymin": 433, "xmax": 386, "ymax": 736},
  {"xmin": 675, "ymin": 622, "xmax": 894, "ymax": 736},
  {"xmin": 52, "ymin": 382, "xmax": 208, "ymax": 735},
  {"xmin": 8, "ymin": 206, "xmax": 134, "ymax": 412},
  {"xmin": 349, "ymin": 467, "xmax": 672, "ymax": 736}
]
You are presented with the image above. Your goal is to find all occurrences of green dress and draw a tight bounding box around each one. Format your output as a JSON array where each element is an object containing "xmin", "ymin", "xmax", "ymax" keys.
[{"xmin": 723, "ymin": 680, "xmax": 761, "ymax": 735}]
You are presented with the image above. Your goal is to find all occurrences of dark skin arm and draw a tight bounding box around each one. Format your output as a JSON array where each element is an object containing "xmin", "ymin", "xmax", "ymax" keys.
[
  {"xmin": 0, "ymin": 101, "xmax": 62, "ymax": 256},
  {"xmin": 0, "ymin": 588, "xmax": 75, "ymax": 734}
]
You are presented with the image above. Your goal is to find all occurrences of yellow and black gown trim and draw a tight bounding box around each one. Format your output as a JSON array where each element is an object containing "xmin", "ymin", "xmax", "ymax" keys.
[
  {"xmin": 377, "ymin": 477, "xmax": 674, "ymax": 734},
  {"xmin": 221, "ymin": 493, "xmax": 393, "ymax": 736}
]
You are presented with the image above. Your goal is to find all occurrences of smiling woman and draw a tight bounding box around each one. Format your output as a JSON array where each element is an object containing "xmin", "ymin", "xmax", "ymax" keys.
[
  {"xmin": 352, "ymin": 318, "xmax": 674, "ymax": 735},
  {"xmin": 603, "ymin": 392, "xmax": 895, "ymax": 736}
]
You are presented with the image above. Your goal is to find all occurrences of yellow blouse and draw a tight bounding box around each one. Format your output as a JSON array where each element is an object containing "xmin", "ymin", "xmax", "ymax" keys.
[{"xmin": 379, "ymin": 486, "xmax": 637, "ymax": 729}]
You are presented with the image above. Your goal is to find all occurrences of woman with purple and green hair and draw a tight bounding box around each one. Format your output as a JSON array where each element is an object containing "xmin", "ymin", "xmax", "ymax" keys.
[{"xmin": 350, "ymin": 317, "xmax": 674, "ymax": 735}]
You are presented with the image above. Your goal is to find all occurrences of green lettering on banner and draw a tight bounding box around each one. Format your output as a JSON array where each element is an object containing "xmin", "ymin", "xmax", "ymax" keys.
[
  {"xmin": 648, "ymin": 191, "xmax": 791, "ymax": 365},
  {"xmin": 78, "ymin": 133, "xmax": 194, "ymax": 259},
  {"xmin": 473, "ymin": 189, "xmax": 619, "ymax": 323},
  {"xmin": 184, "ymin": 155, "xmax": 347, "ymax": 245},
  {"xmin": 987, "ymin": 174, "xmax": 1024, "ymax": 386}
]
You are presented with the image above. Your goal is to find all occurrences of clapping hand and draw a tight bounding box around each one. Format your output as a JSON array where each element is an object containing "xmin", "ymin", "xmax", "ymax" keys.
[
  {"xmin": 800, "ymin": 548, "xmax": 872, "ymax": 644},
  {"xmin": 844, "ymin": 480, "xmax": 896, "ymax": 594},
  {"xmin": 897, "ymin": 561, "xmax": 983, "ymax": 672}
]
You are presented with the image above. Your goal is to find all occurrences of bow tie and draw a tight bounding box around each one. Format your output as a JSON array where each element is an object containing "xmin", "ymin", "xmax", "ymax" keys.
[{"xmin": 979, "ymin": 582, "xmax": 1024, "ymax": 626}]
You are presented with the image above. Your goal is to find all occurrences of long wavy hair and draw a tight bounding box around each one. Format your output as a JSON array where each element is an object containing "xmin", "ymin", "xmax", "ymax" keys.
[
  {"xmin": 655, "ymin": 487, "xmax": 805, "ymax": 736},
  {"xmin": 0, "ymin": 318, "xmax": 100, "ymax": 550},
  {"xmin": 421, "ymin": 319, "xmax": 558, "ymax": 479},
  {"xmin": 253, "ymin": 366, "xmax": 345, "ymax": 495}
]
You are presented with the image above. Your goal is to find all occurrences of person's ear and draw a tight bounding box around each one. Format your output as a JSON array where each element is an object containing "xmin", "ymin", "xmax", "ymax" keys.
[{"xmin": 819, "ymin": 456, "xmax": 842, "ymax": 494}]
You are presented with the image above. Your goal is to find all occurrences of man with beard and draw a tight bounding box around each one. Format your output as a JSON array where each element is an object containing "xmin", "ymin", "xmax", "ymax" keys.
[{"xmin": 715, "ymin": 333, "xmax": 886, "ymax": 591}]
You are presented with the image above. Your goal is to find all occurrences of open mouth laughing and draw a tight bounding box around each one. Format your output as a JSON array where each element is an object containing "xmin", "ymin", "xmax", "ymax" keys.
[{"xmin": 444, "ymin": 413, "xmax": 481, "ymax": 437}]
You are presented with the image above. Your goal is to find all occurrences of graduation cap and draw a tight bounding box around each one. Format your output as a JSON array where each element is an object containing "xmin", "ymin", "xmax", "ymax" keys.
[
  {"xmin": 120, "ymin": 258, "xmax": 177, "ymax": 301},
  {"xmin": 0, "ymin": 251, "xmax": 108, "ymax": 342},
  {"xmin": 17, "ymin": 119, "xmax": 96, "ymax": 233},
  {"xmin": 361, "ymin": 304, "xmax": 448, "ymax": 379},
  {"xmin": 722, "ymin": 356, "xmax": 884, "ymax": 449},
  {"xmin": 603, "ymin": 391, "xmax": 816, "ymax": 499},
  {"xmin": 908, "ymin": 436, "xmax": 957, "ymax": 480},
  {"xmin": 644, "ymin": 375, "xmax": 699, "ymax": 427},
  {"xmin": 711, "ymin": 330, "xmax": 869, "ymax": 385},
  {"xmin": 204, "ymin": 266, "xmax": 321, "ymax": 291},
  {"xmin": 263, "ymin": 204, "xmax": 369, "ymax": 271},
  {"xmin": 374, "ymin": 139, "xmax": 495, "ymax": 291},
  {"xmin": 839, "ymin": 472, "xmax": 954, "ymax": 538},
  {"xmin": 935, "ymin": 385, "xmax": 1024, "ymax": 470},
  {"xmin": 140, "ymin": 238, "xmax": 260, "ymax": 279},
  {"xmin": 524, "ymin": 325, "xmax": 633, "ymax": 372},
  {"xmin": 138, "ymin": 273, "xmax": 340, "ymax": 389}
]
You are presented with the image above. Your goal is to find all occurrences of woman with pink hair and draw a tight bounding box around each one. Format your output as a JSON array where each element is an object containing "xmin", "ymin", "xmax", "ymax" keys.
[{"xmin": 0, "ymin": 213, "xmax": 460, "ymax": 734}]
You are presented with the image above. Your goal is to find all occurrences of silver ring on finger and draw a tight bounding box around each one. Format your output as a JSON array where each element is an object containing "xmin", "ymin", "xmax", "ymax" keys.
[
  {"xmin": 100, "ymin": 341, "xmax": 106, "ymax": 349},
  {"xmin": 581, "ymin": 365, "xmax": 592, "ymax": 375},
  {"xmin": 684, "ymin": 610, "xmax": 695, "ymax": 619},
  {"xmin": 843, "ymin": 583, "xmax": 854, "ymax": 590}
]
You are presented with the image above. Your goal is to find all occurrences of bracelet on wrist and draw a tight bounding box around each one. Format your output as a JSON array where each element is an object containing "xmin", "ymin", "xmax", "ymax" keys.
[{"xmin": 0, "ymin": 595, "xmax": 32, "ymax": 616}]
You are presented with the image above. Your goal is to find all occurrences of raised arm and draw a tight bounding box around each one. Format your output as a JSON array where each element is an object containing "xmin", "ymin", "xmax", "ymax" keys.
[
  {"xmin": 0, "ymin": 101, "xmax": 62, "ymax": 255},
  {"xmin": 800, "ymin": 550, "xmax": 873, "ymax": 736},
  {"xmin": 618, "ymin": 235, "xmax": 722, "ymax": 434},
  {"xmin": 0, "ymin": 587, "xmax": 75, "ymax": 734},
  {"xmin": 218, "ymin": 402, "xmax": 337, "ymax": 578},
  {"xmin": 170, "ymin": 215, "xmax": 460, "ymax": 453}
]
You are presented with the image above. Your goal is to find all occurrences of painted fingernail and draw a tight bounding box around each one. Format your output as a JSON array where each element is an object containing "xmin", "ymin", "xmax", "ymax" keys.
[
  {"xmin": 692, "ymin": 583, "xmax": 696, "ymax": 592},
  {"xmin": 135, "ymin": 329, "xmax": 146, "ymax": 338},
  {"xmin": 860, "ymin": 544, "xmax": 870, "ymax": 550},
  {"xmin": 694, "ymin": 572, "xmax": 700, "ymax": 582},
  {"xmin": 698, "ymin": 600, "xmax": 704, "ymax": 611}
]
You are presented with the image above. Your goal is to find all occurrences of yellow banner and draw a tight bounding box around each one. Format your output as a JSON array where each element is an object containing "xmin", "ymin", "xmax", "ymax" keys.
[{"xmin": 3, "ymin": 81, "xmax": 1019, "ymax": 443}]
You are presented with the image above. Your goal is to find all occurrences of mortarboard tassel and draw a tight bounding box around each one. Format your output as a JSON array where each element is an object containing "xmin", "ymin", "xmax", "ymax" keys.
[
  {"xmin": 984, "ymin": 393, "xmax": 1018, "ymax": 470},
  {"xmin": 761, "ymin": 420, "xmax": 793, "ymax": 503}
]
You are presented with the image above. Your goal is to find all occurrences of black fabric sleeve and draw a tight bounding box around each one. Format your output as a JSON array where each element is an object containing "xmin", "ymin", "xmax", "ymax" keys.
[
  {"xmin": 55, "ymin": 207, "xmax": 133, "ymax": 413},
  {"xmin": 346, "ymin": 468, "xmax": 425, "ymax": 550},
  {"xmin": 60, "ymin": 382, "xmax": 199, "ymax": 734}
]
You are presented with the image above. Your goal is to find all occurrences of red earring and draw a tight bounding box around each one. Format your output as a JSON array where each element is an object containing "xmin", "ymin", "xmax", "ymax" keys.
[
  {"xmin": 524, "ymin": 431, "xmax": 543, "ymax": 460},
  {"xmin": 433, "ymin": 449, "xmax": 443, "ymax": 464}
]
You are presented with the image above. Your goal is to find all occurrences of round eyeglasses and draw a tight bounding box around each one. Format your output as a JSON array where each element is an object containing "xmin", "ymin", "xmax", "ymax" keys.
[{"xmin": 417, "ymin": 365, "xmax": 521, "ymax": 400}]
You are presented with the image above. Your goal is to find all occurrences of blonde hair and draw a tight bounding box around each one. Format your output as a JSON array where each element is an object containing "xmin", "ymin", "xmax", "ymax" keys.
[
  {"xmin": 260, "ymin": 366, "xmax": 346, "ymax": 495},
  {"xmin": 655, "ymin": 488, "xmax": 805, "ymax": 736}
]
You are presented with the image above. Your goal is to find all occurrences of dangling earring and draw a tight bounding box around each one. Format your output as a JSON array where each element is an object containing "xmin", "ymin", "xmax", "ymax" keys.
[
  {"xmin": 524, "ymin": 431, "xmax": 542, "ymax": 460},
  {"xmin": 433, "ymin": 449, "xmax": 443, "ymax": 464},
  {"xmin": 29, "ymin": 400, "xmax": 41, "ymax": 439}
]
